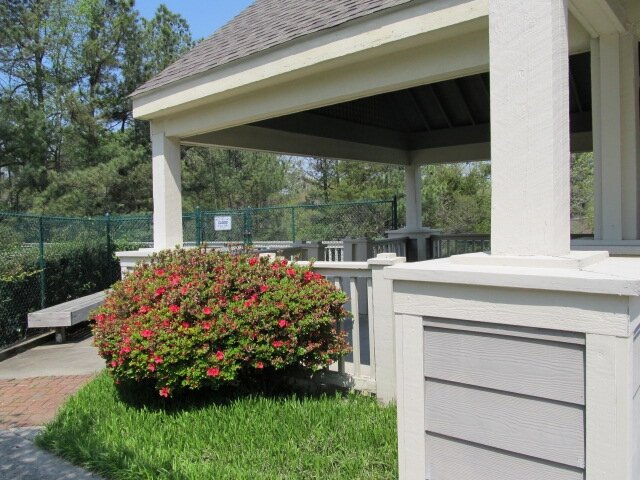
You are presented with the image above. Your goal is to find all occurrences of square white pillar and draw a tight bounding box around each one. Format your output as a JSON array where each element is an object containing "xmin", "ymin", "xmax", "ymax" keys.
[
  {"xmin": 404, "ymin": 162, "xmax": 422, "ymax": 230},
  {"xmin": 152, "ymin": 129, "xmax": 183, "ymax": 249},
  {"xmin": 592, "ymin": 33, "xmax": 640, "ymax": 240},
  {"xmin": 489, "ymin": 0, "xmax": 571, "ymax": 256}
]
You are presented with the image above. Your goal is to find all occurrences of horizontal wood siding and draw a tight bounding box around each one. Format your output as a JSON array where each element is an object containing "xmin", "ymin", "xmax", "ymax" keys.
[
  {"xmin": 424, "ymin": 326, "xmax": 585, "ymax": 404},
  {"xmin": 426, "ymin": 434, "xmax": 584, "ymax": 480},
  {"xmin": 423, "ymin": 318, "xmax": 586, "ymax": 477},
  {"xmin": 425, "ymin": 380, "xmax": 585, "ymax": 468}
]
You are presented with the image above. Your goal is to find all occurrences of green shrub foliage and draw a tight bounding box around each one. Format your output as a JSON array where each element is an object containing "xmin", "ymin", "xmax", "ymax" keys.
[{"xmin": 92, "ymin": 248, "xmax": 351, "ymax": 397}]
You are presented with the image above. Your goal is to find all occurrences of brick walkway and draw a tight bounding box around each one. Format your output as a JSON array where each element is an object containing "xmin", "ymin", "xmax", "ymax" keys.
[{"xmin": 0, "ymin": 375, "xmax": 94, "ymax": 430}]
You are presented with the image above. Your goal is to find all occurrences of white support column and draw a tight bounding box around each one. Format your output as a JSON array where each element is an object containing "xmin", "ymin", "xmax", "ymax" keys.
[
  {"xmin": 404, "ymin": 162, "xmax": 422, "ymax": 230},
  {"xmin": 585, "ymin": 333, "xmax": 634, "ymax": 479},
  {"xmin": 368, "ymin": 253, "xmax": 406, "ymax": 404},
  {"xmin": 395, "ymin": 313, "xmax": 426, "ymax": 480},
  {"xmin": 489, "ymin": 0, "xmax": 570, "ymax": 256},
  {"xmin": 152, "ymin": 129, "xmax": 183, "ymax": 249},
  {"xmin": 593, "ymin": 33, "xmax": 640, "ymax": 240}
]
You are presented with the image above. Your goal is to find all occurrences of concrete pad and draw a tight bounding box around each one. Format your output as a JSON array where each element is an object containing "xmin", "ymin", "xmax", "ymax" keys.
[
  {"xmin": 0, "ymin": 427, "xmax": 103, "ymax": 479},
  {"xmin": 0, "ymin": 337, "xmax": 104, "ymax": 380}
]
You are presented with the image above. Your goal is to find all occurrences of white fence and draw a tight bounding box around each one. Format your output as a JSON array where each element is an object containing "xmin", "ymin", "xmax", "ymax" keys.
[{"xmin": 295, "ymin": 254, "xmax": 405, "ymax": 402}]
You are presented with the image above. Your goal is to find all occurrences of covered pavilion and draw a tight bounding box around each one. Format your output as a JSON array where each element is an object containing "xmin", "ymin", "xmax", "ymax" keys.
[
  {"xmin": 129, "ymin": 1, "xmax": 640, "ymax": 479},
  {"xmin": 132, "ymin": 0, "xmax": 639, "ymax": 255}
]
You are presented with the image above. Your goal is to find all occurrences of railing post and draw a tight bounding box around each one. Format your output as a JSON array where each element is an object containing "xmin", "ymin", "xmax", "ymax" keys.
[
  {"xmin": 195, "ymin": 206, "xmax": 202, "ymax": 246},
  {"xmin": 343, "ymin": 237, "xmax": 372, "ymax": 261},
  {"xmin": 368, "ymin": 252, "xmax": 406, "ymax": 403},
  {"xmin": 38, "ymin": 216, "xmax": 46, "ymax": 309}
]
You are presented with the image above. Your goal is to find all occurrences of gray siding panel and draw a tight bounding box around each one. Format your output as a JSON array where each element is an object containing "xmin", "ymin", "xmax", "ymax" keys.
[
  {"xmin": 425, "ymin": 380, "xmax": 585, "ymax": 468},
  {"xmin": 423, "ymin": 326, "xmax": 585, "ymax": 404},
  {"xmin": 426, "ymin": 434, "xmax": 584, "ymax": 480}
]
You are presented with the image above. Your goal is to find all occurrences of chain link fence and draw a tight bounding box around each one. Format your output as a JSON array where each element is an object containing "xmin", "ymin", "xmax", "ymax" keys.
[
  {"xmin": 0, "ymin": 213, "xmax": 149, "ymax": 349},
  {"xmin": 194, "ymin": 199, "xmax": 398, "ymax": 245},
  {"xmin": 0, "ymin": 199, "xmax": 396, "ymax": 349}
]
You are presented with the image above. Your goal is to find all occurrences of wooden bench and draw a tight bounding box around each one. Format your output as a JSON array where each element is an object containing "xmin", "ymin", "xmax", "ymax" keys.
[{"xmin": 28, "ymin": 291, "xmax": 107, "ymax": 343}]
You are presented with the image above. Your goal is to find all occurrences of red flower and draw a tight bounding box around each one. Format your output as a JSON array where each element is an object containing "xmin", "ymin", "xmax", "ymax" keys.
[
  {"xmin": 169, "ymin": 304, "xmax": 180, "ymax": 313},
  {"xmin": 278, "ymin": 319, "xmax": 288, "ymax": 328},
  {"xmin": 259, "ymin": 285, "xmax": 268, "ymax": 293},
  {"xmin": 181, "ymin": 321, "xmax": 191, "ymax": 329},
  {"xmin": 286, "ymin": 268, "xmax": 296, "ymax": 278},
  {"xmin": 280, "ymin": 259, "xmax": 289, "ymax": 266},
  {"xmin": 181, "ymin": 286, "xmax": 189, "ymax": 295},
  {"xmin": 202, "ymin": 322, "xmax": 211, "ymax": 331},
  {"xmin": 139, "ymin": 305, "xmax": 150, "ymax": 314},
  {"xmin": 154, "ymin": 287, "xmax": 166, "ymax": 297},
  {"xmin": 248, "ymin": 257, "xmax": 258, "ymax": 266},
  {"xmin": 110, "ymin": 360, "xmax": 117, "ymax": 368},
  {"xmin": 244, "ymin": 298, "xmax": 255, "ymax": 308},
  {"xmin": 162, "ymin": 320, "xmax": 171, "ymax": 328},
  {"xmin": 304, "ymin": 271, "xmax": 314, "ymax": 282},
  {"xmin": 120, "ymin": 346, "xmax": 131, "ymax": 354},
  {"xmin": 141, "ymin": 329, "xmax": 153, "ymax": 338},
  {"xmin": 159, "ymin": 387, "xmax": 170, "ymax": 397},
  {"xmin": 272, "ymin": 340, "xmax": 284, "ymax": 348},
  {"xmin": 256, "ymin": 361, "xmax": 264, "ymax": 369},
  {"xmin": 154, "ymin": 356, "xmax": 163, "ymax": 364},
  {"xmin": 155, "ymin": 269, "xmax": 166, "ymax": 276},
  {"xmin": 216, "ymin": 350, "xmax": 224, "ymax": 361},
  {"xmin": 169, "ymin": 274, "xmax": 181, "ymax": 286},
  {"xmin": 95, "ymin": 313, "xmax": 105, "ymax": 322},
  {"xmin": 207, "ymin": 367, "xmax": 220, "ymax": 377},
  {"xmin": 203, "ymin": 306, "xmax": 212, "ymax": 315},
  {"xmin": 148, "ymin": 363, "xmax": 156, "ymax": 372}
]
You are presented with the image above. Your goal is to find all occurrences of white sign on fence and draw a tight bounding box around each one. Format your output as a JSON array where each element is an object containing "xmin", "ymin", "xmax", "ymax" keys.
[{"xmin": 214, "ymin": 216, "xmax": 232, "ymax": 231}]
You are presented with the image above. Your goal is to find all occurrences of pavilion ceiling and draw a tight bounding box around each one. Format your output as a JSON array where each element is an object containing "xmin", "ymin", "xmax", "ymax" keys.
[{"xmin": 250, "ymin": 52, "xmax": 594, "ymax": 152}]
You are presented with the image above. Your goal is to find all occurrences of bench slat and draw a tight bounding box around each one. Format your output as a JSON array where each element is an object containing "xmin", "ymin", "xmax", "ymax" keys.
[{"xmin": 28, "ymin": 291, "xmax": 107, "ymax": 328}]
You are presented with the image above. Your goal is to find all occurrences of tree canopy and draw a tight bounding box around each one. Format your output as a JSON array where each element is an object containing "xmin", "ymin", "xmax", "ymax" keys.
[{"xmin": 0, "ymin": 1, "xmax": 593, "ymax": 235}]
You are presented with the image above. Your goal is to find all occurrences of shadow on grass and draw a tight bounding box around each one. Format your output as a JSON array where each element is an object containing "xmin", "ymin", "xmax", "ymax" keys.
[{"xmin": 114, "ymin": 368, "xmax": 348, "ymax": 414}]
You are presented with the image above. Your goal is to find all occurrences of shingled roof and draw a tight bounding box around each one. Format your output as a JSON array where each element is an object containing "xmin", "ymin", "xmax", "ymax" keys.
[{"xmin": 133, "ymin": 0, "xmax": 414, "ymax": 96}]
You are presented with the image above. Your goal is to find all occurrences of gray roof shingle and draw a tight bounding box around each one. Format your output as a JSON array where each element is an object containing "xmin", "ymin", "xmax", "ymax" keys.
[{"xmin": 133, "ymin": 0, "xmax": 414, "ymax": 96}]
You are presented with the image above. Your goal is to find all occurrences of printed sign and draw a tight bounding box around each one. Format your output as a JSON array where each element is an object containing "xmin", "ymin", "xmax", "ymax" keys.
[{"xmin": 214, "ymin": 216, "xmax": 232, "ymax": 231}]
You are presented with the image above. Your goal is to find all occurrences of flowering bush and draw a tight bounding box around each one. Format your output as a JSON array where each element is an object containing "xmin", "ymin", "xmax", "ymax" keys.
[{"xmin": 91, "ymin": 248, "xmax": 350, "ymax": 397}]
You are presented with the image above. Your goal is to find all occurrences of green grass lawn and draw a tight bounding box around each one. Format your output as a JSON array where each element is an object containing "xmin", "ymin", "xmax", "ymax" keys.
[{"xmin": 37, "ymin": 372, "xmax": 397, "ymax": 479}]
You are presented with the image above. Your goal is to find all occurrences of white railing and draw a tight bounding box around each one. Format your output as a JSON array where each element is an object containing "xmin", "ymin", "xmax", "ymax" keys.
[
  {"xmin": 322, "ymin": 241, "xmax": 344, "ymax": 261},
  {"xmin": 298, "ymin": 261, "xmax": 375, "ymax": 391},
  {"xmin": 298, "ymin": 253, "xmax": 405, "ymax": 402}
]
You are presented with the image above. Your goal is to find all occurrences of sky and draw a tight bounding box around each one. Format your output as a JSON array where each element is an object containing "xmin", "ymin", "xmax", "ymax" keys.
[{"xmin": 135, "ymin": 0, "xmax": 254, "ymax": 41}]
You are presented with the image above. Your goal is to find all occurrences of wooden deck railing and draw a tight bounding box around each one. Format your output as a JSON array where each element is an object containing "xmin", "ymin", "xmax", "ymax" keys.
[{"xmin": 429, "ymin": 234, "xmax": 490, "ymax": 259}]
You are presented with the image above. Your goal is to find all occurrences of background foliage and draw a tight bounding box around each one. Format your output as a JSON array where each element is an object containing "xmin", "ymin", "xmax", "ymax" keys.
[{"xmin": 0, "ymin": 1, "xmax": 594, "ymax": 230}]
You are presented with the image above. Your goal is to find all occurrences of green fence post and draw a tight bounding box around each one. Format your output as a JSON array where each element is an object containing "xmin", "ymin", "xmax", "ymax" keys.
[
  {"xmin": 291, "ymin": 206, "xmax": 296, "ymax": 243},
  {"xmin": 105, "ymin": 213, "xmax": 112, "ymax": 284},
  {"xmin": 38, "ymin": 216, "xmax": 46, "ymax": 309},
  {"xmin": 195, "ymin": 206, "xmax": 202, "ymax": 246},
  {"xmin": 243, "ymin": 208, "xmax": 253, "ymax": 246},
  {"xmin": 392, "ymin": 195, "xmax": 399, "ymax": 230}
]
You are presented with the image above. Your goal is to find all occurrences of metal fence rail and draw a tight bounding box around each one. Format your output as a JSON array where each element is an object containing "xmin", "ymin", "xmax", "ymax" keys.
[{"xmin": 195, "ymin": 199, "xmax": 398, "ymax": 245}]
